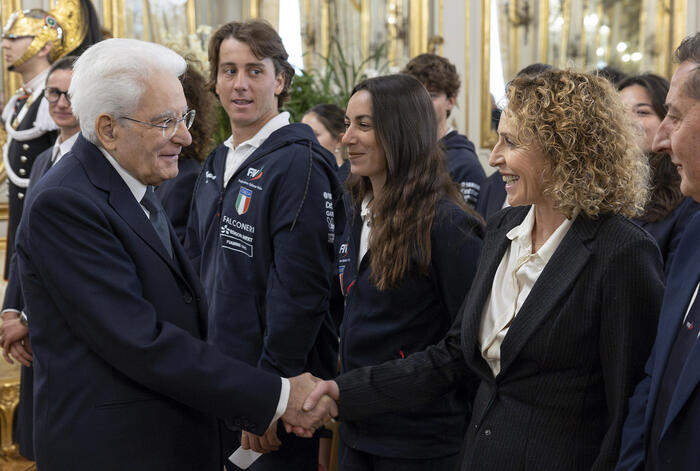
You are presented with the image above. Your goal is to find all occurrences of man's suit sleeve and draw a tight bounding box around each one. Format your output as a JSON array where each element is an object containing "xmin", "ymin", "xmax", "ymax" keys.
[
  {"xmin": 594, "ymin": 234, "xmax": 664, "ymax": 470},
  {"xmin": 257, "ymin": 150, "xmax": 334, "ymax": 377},
  {"xmin": 616, "ymin": 344, "xmax": 655, "ymax": 471},
  {"xmin": 21, "ymin": 186, "xmax": 281, "ymax": 435}
]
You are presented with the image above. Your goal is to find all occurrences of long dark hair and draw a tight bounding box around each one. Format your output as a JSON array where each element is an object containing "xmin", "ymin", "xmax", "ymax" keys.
[
  {"xmin": 618, "ymin": 73, "xmax": 684, "ymax": 222},
  {"xmin": 347, "ymin": 74, "xmax": 470, "ymax": 290},
  {"xmin": 306, "ymin": 103, "xmax": 345, "ymax": 139},
  {"xmin": 181, "ymin": 56, "xmax": 217, "ymax": 162}
]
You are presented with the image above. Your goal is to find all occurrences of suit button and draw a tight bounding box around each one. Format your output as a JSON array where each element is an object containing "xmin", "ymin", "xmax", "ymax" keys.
[
  {"xmin": 17, "ymin": 192, "xmax": 24, "ymax": 200},
  {"xmin": 183, "ymin": 293, "xmax": 193, "ymax": 303},
  {"xmin": 20, "ymin": 155, "xmax": 28, "ymax": 162},
  {"xmin": 484, "ymin": 428, "xmax": 492, "ymax": 436},
  {"xmin": 19, "ymin": 168, "xmax": 26, "ymax": 176},
  {"xmin": 21, "ymin": 144, "xmax": 29, "ymax": 151}
]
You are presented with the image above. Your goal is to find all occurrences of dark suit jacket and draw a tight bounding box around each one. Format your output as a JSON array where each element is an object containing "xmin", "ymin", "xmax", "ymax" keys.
[
  {"xmin": 16, "ymin": 135, "xmax": 281, "ymax": 471},
  {"xmin": 336, "ymin": 206, "xmax": 664, "ymax": 470},
  {"xmin": 2, "ymin": 143, "xmax": 54, "ymax": 460},
  {"xmin": 617, "ymin": 212, "xmax": 700, "ymax": 471}
]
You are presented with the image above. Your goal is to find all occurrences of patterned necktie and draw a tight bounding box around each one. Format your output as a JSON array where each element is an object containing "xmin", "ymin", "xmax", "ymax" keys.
[{"xmin": 140, "ymin": 186, "xmax": 173, "ymax": 258}]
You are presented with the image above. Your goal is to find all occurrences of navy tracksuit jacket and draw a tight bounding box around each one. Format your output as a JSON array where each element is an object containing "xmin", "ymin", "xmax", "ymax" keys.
[
  {"xmin": 186, "ymin": 123, "xmax": 345, "ymax": 382},
  {"xmin": 337, "ymin": 199, "xmax": 484, "ymax": 459},
  {"xmin": 441, "ymin": 131, "xmax": 486, "ymax": 209}
]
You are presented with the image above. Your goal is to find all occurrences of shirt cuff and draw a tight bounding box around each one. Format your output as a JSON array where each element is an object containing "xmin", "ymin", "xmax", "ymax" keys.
[{"xmin": 271, "ymin": 377, "xmax": 290, "ymax": 426}]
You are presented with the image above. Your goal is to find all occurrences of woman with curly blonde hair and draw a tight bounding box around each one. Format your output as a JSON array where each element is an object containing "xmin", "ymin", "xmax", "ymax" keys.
[{"xmin": 304, "ymin": 69, "xmax": 665, "ymax": 471}]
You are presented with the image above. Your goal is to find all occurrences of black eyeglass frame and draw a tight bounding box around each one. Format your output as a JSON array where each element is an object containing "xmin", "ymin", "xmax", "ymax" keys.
[{"xmin": 45, "ymin": 87, "xmax": 71, "ymax": 104}]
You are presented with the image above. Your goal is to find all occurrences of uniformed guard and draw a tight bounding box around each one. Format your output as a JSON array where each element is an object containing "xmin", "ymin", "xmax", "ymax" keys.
[{"xmin": 1, "ymin": 0, "xmax": 100, "ymax": 279}]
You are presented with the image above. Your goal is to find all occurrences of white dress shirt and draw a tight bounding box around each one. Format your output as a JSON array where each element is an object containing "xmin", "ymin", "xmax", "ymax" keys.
[
  {"xmin": 223, "ymin": 112, "xmax": 290, "ymax": 188},
  {"xmin": 51, "ymin": 132, "xmax": 79, "ymax": 165},
  {"xmin": 479, "ymin": 206, "xmax": 575, "ymax": 376},
  {"xmin": 359, "ymin": 196, "xmax": 372, "ymax": 265}
]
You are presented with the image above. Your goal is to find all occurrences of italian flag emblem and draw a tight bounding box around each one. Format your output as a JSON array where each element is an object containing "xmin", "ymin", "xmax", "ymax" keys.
[{"xmin": 235, "ymin": 187, "xmax": 253, "ymax": 215}]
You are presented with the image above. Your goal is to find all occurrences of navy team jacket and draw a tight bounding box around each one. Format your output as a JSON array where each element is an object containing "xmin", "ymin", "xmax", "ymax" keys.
[
  {"xmin": 442, "ymin": 131, "xmax": 486, "ymax": 209},
  {"xmin": 186, "ymin": 123, "xmax": 345, "ymax": 380},
  {"xmin": 337, "ymin": 199, "xmax": 484, "ymax": 458}
]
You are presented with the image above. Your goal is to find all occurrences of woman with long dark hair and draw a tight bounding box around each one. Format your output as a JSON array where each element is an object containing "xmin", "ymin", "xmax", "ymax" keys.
[
  {"xmin": 305, "ymin": 70, "xmax": 664, "ymax": 471},
  {"xmin": 335, "ymin": 74, "xmax": 484, "ymax": 470},
  {"xmin": 618, "ymin": 73, "xmax": 699, "ymax": 273}
]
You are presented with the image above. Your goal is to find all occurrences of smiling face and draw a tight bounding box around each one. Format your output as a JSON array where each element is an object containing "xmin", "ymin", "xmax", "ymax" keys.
[
  {"xmin": 214, "ymin": 37, "xmax": 284, "ymax": 143},
  {"xmin": 342, "ymin": 90, "xmax": 387, "ymax": 191},
  {"xmin": 620, "ymin": 84, "xmax": 662, "ymax": 153},
  {"xmin": 653, "ymin": 61, "xmax": 700, "ymax": 201},
  {"xmin": 111, "ymin": 71, "xmax": 192, "ymax": 186},
  {"xmin": 46, "ymin": 68, "xmax": 79, "ymax": 136},
  {"xmin": 488, "ymin": 109, "xmax": 547, "ymax": 207}
]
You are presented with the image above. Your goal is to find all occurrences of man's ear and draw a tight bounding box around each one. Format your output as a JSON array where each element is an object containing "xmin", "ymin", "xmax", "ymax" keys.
[
  {"xmin": 446, "ymin": 94, "xmax": 457, "ymax": 112},
  {"xmin": 37, "ymin": 41, "xmax": 52, "ymax": 59},
  {"xmin": 95, "ymin": 114, "xmax": 118, "ymax": 151}
]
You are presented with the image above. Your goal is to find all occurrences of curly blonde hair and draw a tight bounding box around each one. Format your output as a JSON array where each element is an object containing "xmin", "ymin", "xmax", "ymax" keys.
[{"xmin": 506, "ymin": 69, "xmax": 649, "ymax": 218}]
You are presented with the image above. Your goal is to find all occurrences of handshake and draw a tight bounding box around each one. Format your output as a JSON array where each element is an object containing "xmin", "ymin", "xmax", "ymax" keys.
[{"xmin": 239, "ymin": 373, "xmax": 340, "ymax": 454}]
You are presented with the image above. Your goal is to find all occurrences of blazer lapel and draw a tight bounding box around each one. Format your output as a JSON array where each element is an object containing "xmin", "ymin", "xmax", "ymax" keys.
[
  {"xmin": 497, "ymin": 214, "xmax": 598, "ymax": 377},
  {"xmin": 462, "ymin": 206, "xmax": 529, "ymax": 381},
  {"xmin": 73, "ymin": 135, "xmax": 185, "ymax": 278},
  {"xmin": 657, "ymin": 222, "xmax": 700, "ymax": 436}
]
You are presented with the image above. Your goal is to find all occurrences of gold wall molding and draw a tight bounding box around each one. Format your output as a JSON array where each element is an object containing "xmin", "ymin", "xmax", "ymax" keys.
[{"xmin": 0, "ymin": 380, "xmax": 20, "ymax": 457}]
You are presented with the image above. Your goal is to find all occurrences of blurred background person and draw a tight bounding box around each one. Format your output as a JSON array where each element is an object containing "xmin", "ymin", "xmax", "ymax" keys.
[
  {"xmin": 156, "ymin": 56, "xmax": 217, "ymax": 243},
  {"xmin": 335, "ymin": 74, "xmax": 483, "ymax": 471},
  {"xmin": 617, "ymin": 73, "xmax": 700, "ymax": 274},
  {"xmin": 305, "ymin": 69, "xmax": 664, "ymax": 471},
  {"xmin": 302, "ymin": 103, "xmax": 347, "ymax": 175},
  {"xmin": 402, "ymin": 53, "xmax": 486, "ymax": 209}
]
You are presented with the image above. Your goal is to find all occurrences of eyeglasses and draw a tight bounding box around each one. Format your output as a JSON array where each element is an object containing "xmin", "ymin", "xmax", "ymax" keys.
[
  {"xmin": 121, "ymin": 109, "xmax": 196, "ymax": 139},
  {"xmin": 46, "ymin": 87, "xmax": 70, "ymax": 104}
]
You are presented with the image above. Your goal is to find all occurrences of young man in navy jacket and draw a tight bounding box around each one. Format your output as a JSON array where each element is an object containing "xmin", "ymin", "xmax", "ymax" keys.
[
  {"xmin": 402, "ymin": 53, "xmax": 486, "ymax": 209},
  {"xmin": 186, "ymin": 20, "xmax": 343, "ymax": 470}
]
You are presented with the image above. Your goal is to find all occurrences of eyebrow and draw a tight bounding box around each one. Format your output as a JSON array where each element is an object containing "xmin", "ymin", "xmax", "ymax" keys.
[
  {"xmin": 219, "ymin": 61, "xmax": 266, "ymax": 68},
  {"xmin": 346, "ymin": 114, "xmax": 373, "ymax": 121},
  {"xmin": 632, "ymin": 103, "xmax": 654, "ymax": 108},
  {"xmin": 149, "ymin": 109, "xmax": 188, "ymax": 122}
]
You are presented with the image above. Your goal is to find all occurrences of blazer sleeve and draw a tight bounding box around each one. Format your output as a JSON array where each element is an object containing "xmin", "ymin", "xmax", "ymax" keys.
[
  {"xmin": 615, "ymin": 343, "xmax": 655, "ymax": 471},
  {"xmin": 335, "ymin": 307, "xmax": 471, "ymax": 422},
  {"xmin": 257, "ymin": 148, "xmax": 334, "ymax": 377},
  {"xmin": 594, "ymin": 234, "xmax": 664, "ymax": 470},
  {"xmin": 21, "ymin": 186, "xmax": 282, "ymax": 435}
]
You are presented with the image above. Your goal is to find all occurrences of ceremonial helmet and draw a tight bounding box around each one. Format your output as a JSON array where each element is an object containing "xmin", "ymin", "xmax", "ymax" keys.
[{"xmin": 2, "ymin": 0, "xmax": 89, "ymax": 69}]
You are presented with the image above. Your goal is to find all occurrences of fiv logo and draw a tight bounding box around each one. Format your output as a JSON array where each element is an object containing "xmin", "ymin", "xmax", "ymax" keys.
[{"xmin": 247, "ymin": 166, "xmax": 264, "ymax": 181}]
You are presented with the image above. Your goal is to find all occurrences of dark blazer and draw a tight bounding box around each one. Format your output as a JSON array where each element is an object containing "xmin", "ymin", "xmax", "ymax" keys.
[
  {"xmin": 16, "ymin": 135, "xmax": 282, "ymax": 471},
  {"xmin": 617, "ymin": 212, "xmax": 700, "ymax": 471},
  {"xmin": 156, "ymin": 157, "xmax": 202, "ymax": 244},
  {"xmin": 2, "ymin": 143, "xmax": 54, "ymax": 460},
  {"xmin": 476, "ymin": 170, "xmax": 507, "ymax": 220},
  {"xmin": 632, "ymin": 197, "xmax": 700, "ymax": 276},
  {"xmin": 335, "ymin": 206, "xmax": 664, "ymax": 471}
]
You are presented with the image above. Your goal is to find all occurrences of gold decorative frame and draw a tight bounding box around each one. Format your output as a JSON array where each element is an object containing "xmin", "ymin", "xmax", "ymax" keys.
[{"xmin": 480, "ymin": 0, "xmax": 686, "ymax": 151}]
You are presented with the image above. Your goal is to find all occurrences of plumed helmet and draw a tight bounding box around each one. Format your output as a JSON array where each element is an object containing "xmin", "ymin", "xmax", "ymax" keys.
[{"xmin": 2, "ymin": 0, "xmax": 91, "ymax": 69}]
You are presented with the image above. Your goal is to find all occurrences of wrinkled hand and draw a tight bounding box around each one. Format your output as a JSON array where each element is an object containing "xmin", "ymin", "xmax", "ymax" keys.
[
  {"xmin": 281, "ymin": 373, "xmax": 337, "ymax": 437},
  {"xmin": 0, "ymin": 317, "xmax": 32, "ymax": 366},
  {"xmin": 286, "ymin": 380, "xmax": 340, "ymax": 437},
  {"xmin": 241, "ymin": 420, "xmax": 281, "ymax": 454}
]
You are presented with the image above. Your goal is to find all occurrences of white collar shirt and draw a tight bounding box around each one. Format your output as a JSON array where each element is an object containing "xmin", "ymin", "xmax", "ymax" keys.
[
  {"xmin": 479, "ymin": 205, "xmax": 575, "ymax": 376},
  {"xmin": 223, "ymin": 112, "xmax": 290, "ymax": 188},
  {"xmin": 51, "ymin": 132, "xmax": 79, "ymax": 165}
]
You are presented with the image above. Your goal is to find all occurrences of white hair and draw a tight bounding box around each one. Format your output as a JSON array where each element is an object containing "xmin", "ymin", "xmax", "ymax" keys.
[{"xmin": 69, "ymin": 38, "xmax": 186, "ymax": 144}]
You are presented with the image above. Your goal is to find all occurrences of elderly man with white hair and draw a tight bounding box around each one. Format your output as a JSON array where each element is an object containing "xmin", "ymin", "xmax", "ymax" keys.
[{"xmin": 14, "ymin": 38, "xmax": 335, "ymax": 471}]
